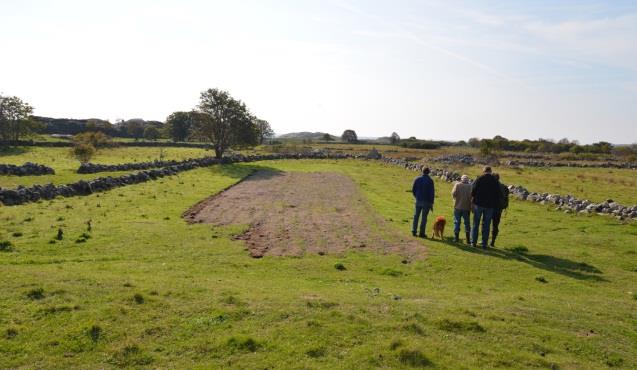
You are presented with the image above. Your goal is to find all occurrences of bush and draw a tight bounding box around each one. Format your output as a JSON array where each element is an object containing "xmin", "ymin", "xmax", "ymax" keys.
[
  {"xmin": 73, "ymin": 131, "xmax": 114, "ymax": 148},
  {"xmin": 72, "ymin": 143, "xmax": 96, "ymax": 163}
]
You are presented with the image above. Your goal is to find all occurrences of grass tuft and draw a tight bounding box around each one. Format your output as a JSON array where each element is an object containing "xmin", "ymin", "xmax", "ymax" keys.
[
  {"xmin": 334, "ymin": 262, "xmax": 346, "ymax": 271},
  {"xmin": 0, "ymin": 240, "xmax": 14, "ymax": 252},
  {"xmin": 398, "ymin": 349, "xmax": 432, "ymax": 367},
  {"xmin": 535, "ymin": 276, "xmax": 548, "ymax": 283},
  {"xmin": 306, "ymin": 347, "xmax": 326, "ymax": 358},
  {"xmin": 227, "ymin": 336, "xmax": 260, "ymax": 352},
  {"xmin": 26, "ymin": 288, "xmax": 45, "ymax": 300},
  {"xmin": 437, "ymin": 319, "xmax": 485, "ymax": 333},
  {"xmin": 133, "ymin": 293, "xmax": 145, "ymax": 304},
  {"xmin": 88, "ymin": 325, "xmax": 102, "ymax": 343}
]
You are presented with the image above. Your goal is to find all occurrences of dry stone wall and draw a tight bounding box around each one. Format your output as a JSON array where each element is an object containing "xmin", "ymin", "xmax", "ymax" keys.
[{"xmin": 0, "ymin": 163, "xmax": 55, "ymax": 176}]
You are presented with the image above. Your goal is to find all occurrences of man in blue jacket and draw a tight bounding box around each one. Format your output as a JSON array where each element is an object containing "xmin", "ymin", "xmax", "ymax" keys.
[{"xmin": 412, "ymin": 167, "xmax": 435, "ymax": 237}]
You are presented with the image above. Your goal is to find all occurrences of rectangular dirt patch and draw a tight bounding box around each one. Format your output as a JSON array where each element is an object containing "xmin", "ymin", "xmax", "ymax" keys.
[{"xmin": 184, "ymin": 170, "xmax": 425, "ymax": 259}]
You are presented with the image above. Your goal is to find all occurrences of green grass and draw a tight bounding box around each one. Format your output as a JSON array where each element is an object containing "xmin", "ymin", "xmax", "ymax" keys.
[
  {"xmin": 0, "ymin": 146, "xmax": 212, "ymax": 187},
  {"xmin": 440, "ymin": 163, "xmax": 637, "ymax": 205},
  {"xmin": 0, "ymin": 158, "xmax": 636, "ymax": 368}
]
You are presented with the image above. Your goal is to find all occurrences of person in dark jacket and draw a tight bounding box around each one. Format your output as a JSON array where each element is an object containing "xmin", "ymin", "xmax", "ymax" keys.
[
  {"xmin": 490, "ymin": 173, "xmax": 509, "ymax": 247},
  {"xmin": 412, "ymin": 167, "xmax": 435, "ymax": 237},
  {"xmin": 470, "ymin": 166, "xmax": 502, "ymax": 249}
]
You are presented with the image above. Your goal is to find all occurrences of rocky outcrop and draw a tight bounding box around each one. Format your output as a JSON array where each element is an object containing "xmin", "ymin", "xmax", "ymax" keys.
[{"xmin": 0, "ymin": 163, "xmax": 55, "ymax": 176}]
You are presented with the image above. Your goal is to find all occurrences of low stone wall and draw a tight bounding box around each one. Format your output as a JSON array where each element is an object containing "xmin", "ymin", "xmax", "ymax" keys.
[
  {"xmin": 0, "ymin": 162, "xmax": 55, "ymax": 176},
  {"xmin": 0, "ymin": 152, "xmax": 358, "ymax": 206},
  {"xmin": 431, "ymin": 154, "xmax": 636, "ymax": 170},
  {"xmin": 380, "ymin": 157, "xmax": 637, "ymax": 220},
  {"xmin": 78, "ymin": 159, "xmax": 197, "ymax": 173}
]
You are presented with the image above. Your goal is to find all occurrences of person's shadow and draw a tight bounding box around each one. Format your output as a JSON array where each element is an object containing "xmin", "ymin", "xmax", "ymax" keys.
[{"xmin": 434, "ymin": 237, "xmax": 606, "ymax": 282}]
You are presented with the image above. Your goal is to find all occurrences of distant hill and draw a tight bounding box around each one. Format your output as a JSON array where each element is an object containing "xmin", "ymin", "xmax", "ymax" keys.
[{"xmin": 277, "ymin": 132, "xmax": 337, "ymax": 141}]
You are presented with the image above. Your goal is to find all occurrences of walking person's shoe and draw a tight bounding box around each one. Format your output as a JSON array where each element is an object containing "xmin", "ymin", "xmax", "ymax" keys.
[
  {"xmin": 465, "ymin": 232, "xmax": 471, "ymax": 245},
  {"xmin": 490, "ymin": 234, "xmax": 497, "ymax": 247},
  {"xmin": 454, "ymin": 232, "xmax": 459, "ymax": 243},
  {"xmin": 412, "ymin": 231, "xmax": 417, "ymax": 237}
]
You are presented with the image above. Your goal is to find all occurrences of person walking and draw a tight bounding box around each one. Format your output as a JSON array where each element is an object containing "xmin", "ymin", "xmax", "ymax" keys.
[
  {"xmin": 490, "ymin": 173, "xmax": 510, "ymax": 247},
  {"xmin": 412, "ymin": 167, "xmax": 435, "ymax": 238},
  {"xmin": 471, "ymin": 166, "xmax": 502, "ymax": 249},
  {"xmin": 451, "ymin": 175, "xmax": 472, "ymax": 244}
]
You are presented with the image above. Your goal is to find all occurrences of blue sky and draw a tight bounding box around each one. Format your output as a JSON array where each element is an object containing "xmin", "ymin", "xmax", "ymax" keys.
[{"xmin": 1, "ymin": 0, "xmax": 636, "ymax": 143}]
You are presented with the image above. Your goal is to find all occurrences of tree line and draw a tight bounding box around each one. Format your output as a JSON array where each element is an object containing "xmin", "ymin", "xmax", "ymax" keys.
[{"xmin": 468, "ymin": 136, "xmax": 616, "ymax": 155}]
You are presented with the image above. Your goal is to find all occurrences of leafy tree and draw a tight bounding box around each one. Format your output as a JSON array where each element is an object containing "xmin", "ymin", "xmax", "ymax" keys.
[
  {"xmin": 480, "ymin": 140, "xmax": 494, "ymax": 156},
  {"xmin": 118, "ymin": 119, "xmax": 145, "ymax": 140},
  {"xmin": 195, "ymin": 88, "xmax": 257, "ymax": 159},
  {"xmin": 390, "ymin": 132, "xmax": 400, "ymax": 145},
  {"xmin": 341, "ymin": 129, "xmax": 358, "ymax": 143},
  {"xmin": 254, "ymin": 119, "xmax": 274, "ymax": 144},
  {"xmin": 72, "ymin": 143, "xmax": 96, "ymax": 163},
  {"xmin": 73, "ymin": 131, "xmax": 113, "ymax": 148},
  {"xmin": 143, "ymin": 126, "xmax": 161, "ymax": 141},
  {"xmin": 322, "ymin": 133, "xmax": 334, "ymax": 142},
  {"xmin": 165, "ymin": 111, "xmax": 192, "ymax": 142},
  {"xmin": 86, "ymin": 119, "xmax": 113, "ymax": 133},
  {"xmin": 468, "ymin": 137, "xmax": 481, "ymax": 148},
  {"xmin": 0, "ymin": 95, "xmax": 37, "ymax": 142}
]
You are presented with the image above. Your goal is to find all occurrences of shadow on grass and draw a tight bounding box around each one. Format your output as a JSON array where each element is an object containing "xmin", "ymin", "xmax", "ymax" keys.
[{"xmin": 432, "ymin": 237, "xmax": 606, "ymax": 282}]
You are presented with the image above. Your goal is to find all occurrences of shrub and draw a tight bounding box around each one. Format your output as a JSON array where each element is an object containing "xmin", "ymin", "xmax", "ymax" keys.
[
  {"xmin": 72, "ymin": 143, "xmax": 96, "ymax": 163},
  {"xmin": 73, "ymin": 131, "xmax": 114, "ymax": 149}
]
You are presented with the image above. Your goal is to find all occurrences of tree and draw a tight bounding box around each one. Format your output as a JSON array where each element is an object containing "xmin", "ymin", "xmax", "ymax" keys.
[
  {"xmin": 165, "ymin": 111, "xmax": 192, "ymax": 142},
  {"xmin": 143, "ymin": 126, "xmax": 161, "ymax": 141},
  {"xmin": 195, "ymin": 88, "xmax": 257, "ymax": 159},
  {"xmin": 73, "ymin": 131, "xmax": 113, "ymax": 148},
  {"xmin": 254, "ymin": 119, "xmax": 274, "ymax": 144},
  {"xmin": 322, "ymin": 133, "xmax": 334, "ymax": 142},
  {"xmin": 480, "ymin": 140, "xmax": 494, "ymax": 156},
  {"xmin": 341, "ymin": 129, "xmax": 358, "ymax": 143},
  {"xmin": 86, "ymin": 119, "xmax": 113, "ymax": 133},
  {"xmin": 119, "ymin": 119, "xmax": 145, "ymax": 139},
  {"xmin": 390, "ymin": 132, "xmax": 400, "ymax": 145},
  {"xmin": 72, "ymin": 143, "xmax": 96, "ymax": 163},
  {"xmin": 468, "ymin": 137, "xmax": 481, "ymax": 148},
  {"xmin": 0, "ymin": 95, "xmax": 37, "ymax": 142}
]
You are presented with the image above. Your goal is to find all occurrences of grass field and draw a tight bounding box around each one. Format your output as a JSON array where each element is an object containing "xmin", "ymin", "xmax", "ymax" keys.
[
  {"xmin": 1, "ymin": 154, "xmax": 636, "ymax": 369},
  {"xmin": 0, "ymin": 146, "xmax": 212, "ymax": 187},
  {"xmin": 439, "ymin": 164, "xmax": 637, "ymax": 205}
]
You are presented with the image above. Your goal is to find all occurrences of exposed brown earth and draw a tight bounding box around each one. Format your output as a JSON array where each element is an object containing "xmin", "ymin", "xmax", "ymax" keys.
[{"xmin": 184, "ymin": 170, "xmax": 426, "ymax": 260}]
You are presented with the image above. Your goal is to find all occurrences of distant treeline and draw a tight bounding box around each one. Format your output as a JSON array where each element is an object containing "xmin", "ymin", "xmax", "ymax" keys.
[
  {"xmin": 34, "ymin": 116, "xmax": 164, "ymax": 139},
  {"xmin": 467, "ymin": 136, "xmax": 619, "ymax": 155}
]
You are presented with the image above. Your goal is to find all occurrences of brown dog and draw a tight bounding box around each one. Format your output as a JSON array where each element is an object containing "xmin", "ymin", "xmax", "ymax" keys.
[{"xmin": 431, "ymin": 216, "xmax": 446, "ymax": 239}]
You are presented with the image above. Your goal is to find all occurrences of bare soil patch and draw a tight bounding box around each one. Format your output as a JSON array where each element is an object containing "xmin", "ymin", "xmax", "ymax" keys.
[{"xmin": 184, "ymin": 170, "xmax": 425, "ymax": 259}]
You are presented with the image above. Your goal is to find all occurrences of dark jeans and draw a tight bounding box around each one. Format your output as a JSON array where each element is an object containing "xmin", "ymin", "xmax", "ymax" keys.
[
  {"xmin": 453, "ymin": 209, "xmax": 470, "ymax": 234},
  {"xmin": 412, "ymin": 202, "xmax": 432, "ymax": 235},
  {"xmin": 492, "ymin": 209, "xmax": 503, "ymax": 238},
  {"xmin": 471, "ymin": 205, "xmax": 494, "ymax": 247}
]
